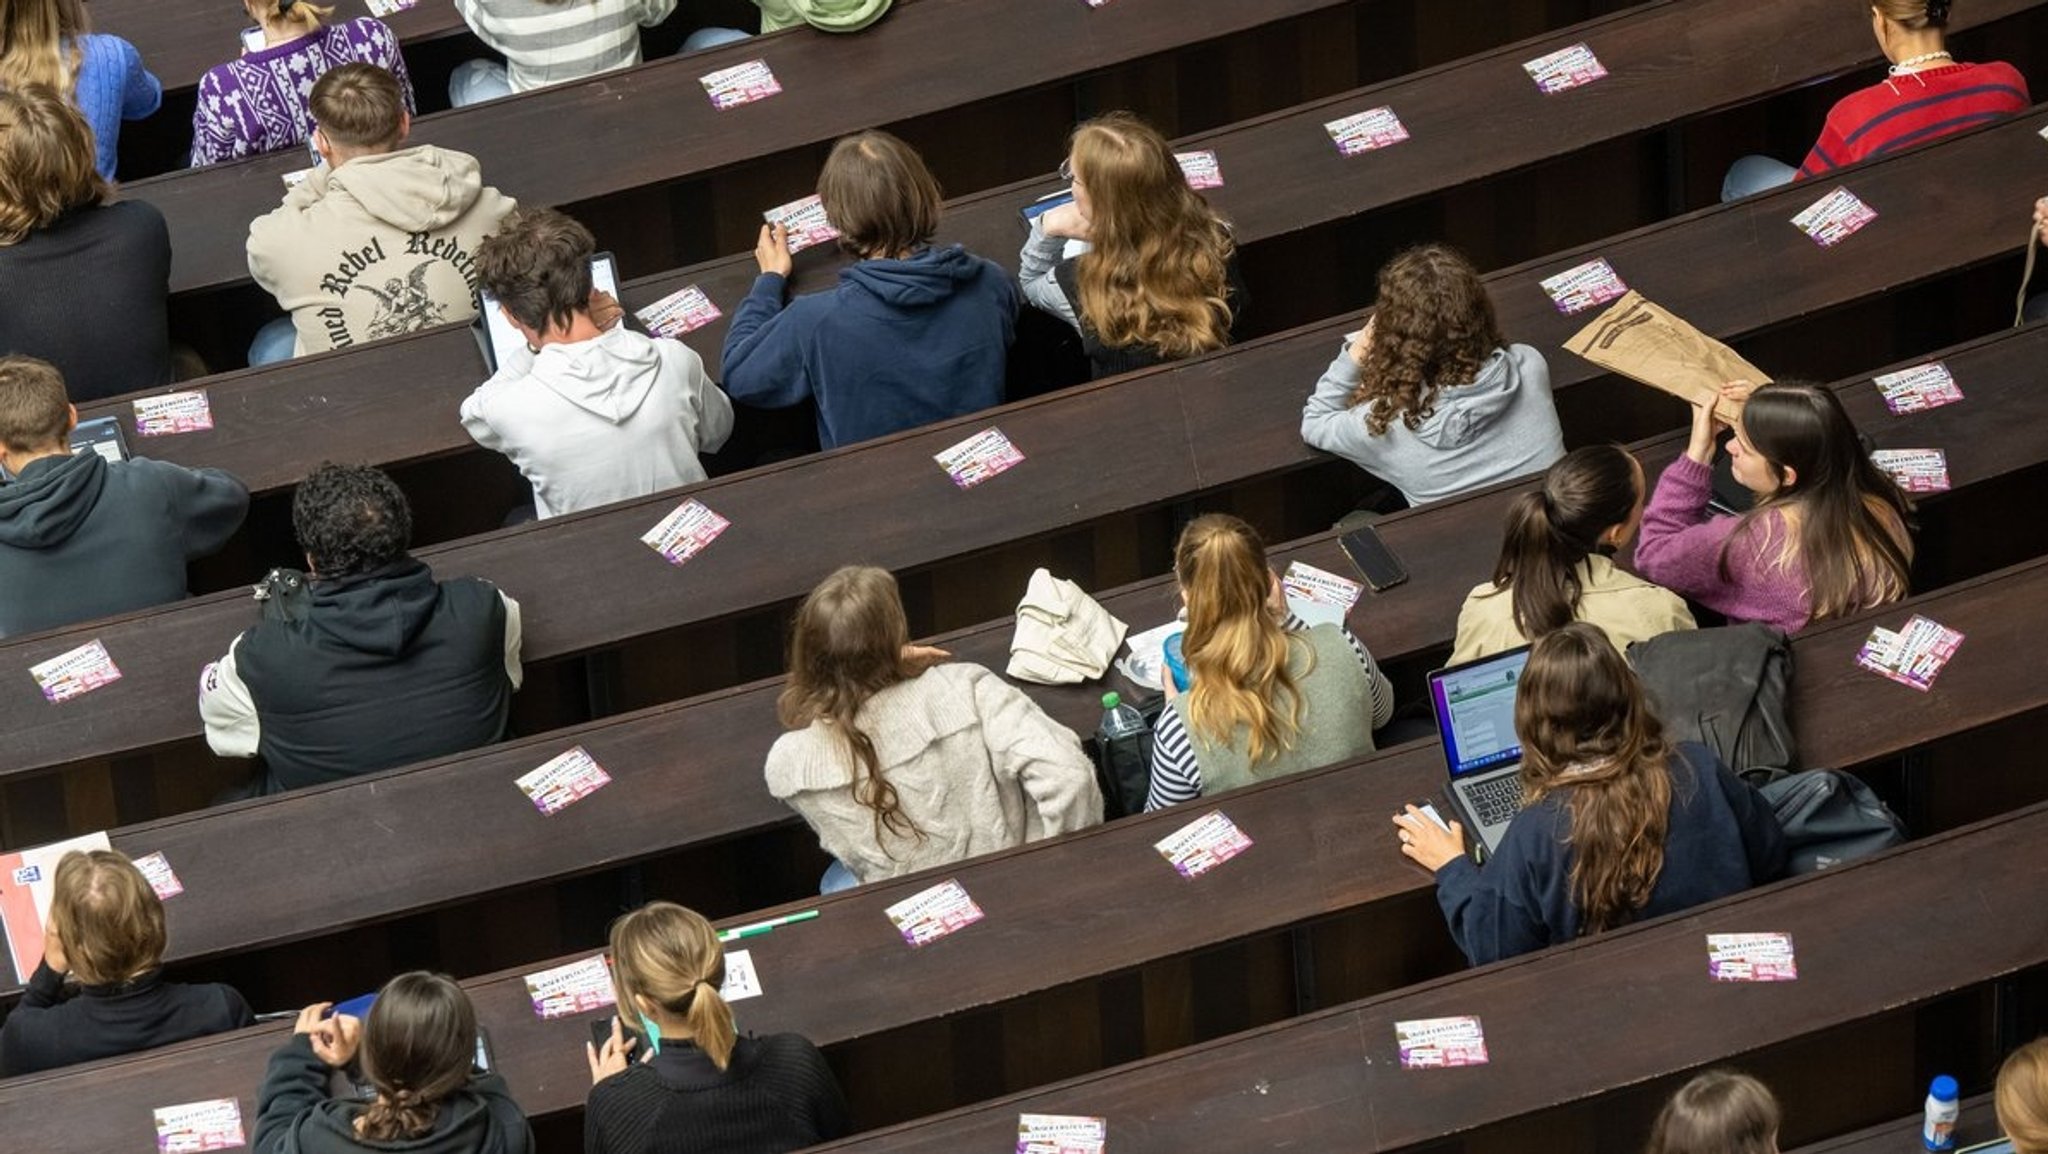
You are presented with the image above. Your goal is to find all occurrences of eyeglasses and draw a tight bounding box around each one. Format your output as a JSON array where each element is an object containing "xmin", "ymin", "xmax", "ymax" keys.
[{"xmin": 1058, "ymin": 158, "xmax": 1075, "ymax": 183}]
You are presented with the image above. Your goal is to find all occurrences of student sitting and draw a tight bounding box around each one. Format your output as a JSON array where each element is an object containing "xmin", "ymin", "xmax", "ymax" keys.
[
  {"xmin": 0, "ymin": 85, "xmax": 172, "ymax": 402},
  {"xmin": 245, "ymin": 63, "xmax": 517, "ymax": 366},
  {"xmin": 682, "ymin": 0, "xmax": 892, "ymax": 50},
  {"xmin": 1644, "ymin": 1070, "xmax": 1783, "ymax": 1154},
  {"xmin": 1635, "ymin": 381, "xmax": 1913, "ymax": 634},
  {"xmin": 199, "ymin": 463, "xmax": 523, "ymax": 795},
  {"xmin": 585, "ymin": 902, "xmax": 848, "ymax": 1153},
  {"xmin": 765, "ymin": 565, "xmax": 1101, "ymax": 891},
  {"xmin": 1450, "ymin": 444, "xmax": 1693, "ymax": 664},
  {"xmin": 1722, "ymin": 0, "xmax": 2028, "ymax": 200},
  {"xmin": 1301, "ymin": 244, "xmax": 1564, "ymax": 507},
  {"xmin": 0, "ymin": 850, "xmax": 254, "ymax": 1077},
  {"xmin": 2000, "ymin": 1037, "xmax": 2048, "ymax": 1154},
  {"xmin": 191, "ymin": 0, "xmax": 414, "ymax": 167},
  {"xmin": 449, "ymin": 0, "xmax": 678, "ymax": 106},
  {"xmin": 1019, "ymin": 111, "xmax": 1241, "ymax": 380},
  {"xmin": 463, "ymin": 207, "xmax": 733, "ymax": 518},
  {"xmin": 721, "ymin": 130, "xmax": 1018, "ymax": 450},
  {"xmin": 1144, "ymin": 514, "xmax": 1394, "ymax": 811},
  {"xmin": 0, "ymin": 356, "xmax": 249, "ymax": 639},
  {"xmin": 0, "ymin": 0, "xmax": 160, "ymax": 180},
  {"xmin": 254, "ymin": 972, "xmax": 533, "ymax": 1154},
  {"xmin": 1392, "ymin": 623, "xmax": 1786, "ymax": 966}
]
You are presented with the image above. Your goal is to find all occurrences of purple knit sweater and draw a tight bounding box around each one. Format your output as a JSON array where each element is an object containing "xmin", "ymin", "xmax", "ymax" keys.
[
  {"xmin": 1633, "ymin": 455, "xmax": 1811, "ymax": 634},
  {"xmin": 189, "ymin": 18, "xmax": 413, "ymax": 167}
]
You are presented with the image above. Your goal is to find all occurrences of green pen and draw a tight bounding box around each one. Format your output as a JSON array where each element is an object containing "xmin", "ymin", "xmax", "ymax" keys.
[{"xmin": 718, "ymin": 909, "xmax": 820, "ymax": 942}]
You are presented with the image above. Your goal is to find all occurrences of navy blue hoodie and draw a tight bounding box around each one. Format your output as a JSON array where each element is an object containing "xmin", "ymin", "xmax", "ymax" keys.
[
  {"xmin": 719, "ymin": 245, "xmax": 1018, "ymax": 449},
  {"xmin": 0, "ymin": 451, "xmax": 248, "ymax": 639}
]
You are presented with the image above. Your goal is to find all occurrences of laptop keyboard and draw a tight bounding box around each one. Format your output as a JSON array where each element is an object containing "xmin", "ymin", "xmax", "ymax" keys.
[{"xmin": 1465, "ymin": 774, "xmax": 1526, "ymax": 829}]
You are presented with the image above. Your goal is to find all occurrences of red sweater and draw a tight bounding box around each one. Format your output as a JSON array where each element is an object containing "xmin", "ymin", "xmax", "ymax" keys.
[{"xmin": 1797, "ymin": 61, "xmax": 2029, "ymax": 178}]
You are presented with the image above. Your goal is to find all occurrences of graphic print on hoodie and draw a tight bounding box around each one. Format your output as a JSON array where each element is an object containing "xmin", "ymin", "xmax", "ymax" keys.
[
  {"xmin": 246, "ymin": 144, "xmax": 516, "ymax": 356},
  {"xmin": 460, "ymin": 327, "xmax": 735, "ymax": 518}
]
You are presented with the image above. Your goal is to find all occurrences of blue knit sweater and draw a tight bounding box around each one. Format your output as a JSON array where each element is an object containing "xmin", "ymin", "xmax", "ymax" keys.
[{"xmin": 71, "ymin": 34, "xmax": 163, "ymax": 179}]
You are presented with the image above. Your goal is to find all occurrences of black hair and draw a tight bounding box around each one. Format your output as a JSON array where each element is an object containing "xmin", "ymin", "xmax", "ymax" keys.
[{"xmin": 292, "ymin": 462, "xmax": 413, "ymax": 578}]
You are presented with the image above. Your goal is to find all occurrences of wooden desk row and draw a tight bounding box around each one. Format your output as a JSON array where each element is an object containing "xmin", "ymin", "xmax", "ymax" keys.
[
  {"xmin": 5, "ymin": 553, "xmax": 2047, "ymax": 1149},
  {"xmin": 23, "ymin": 106, "xmax": 2048, "ymax": 784},
  {"xmin": 13, "ymin": 318, "xmax": 2044, "ymax": 1002}
]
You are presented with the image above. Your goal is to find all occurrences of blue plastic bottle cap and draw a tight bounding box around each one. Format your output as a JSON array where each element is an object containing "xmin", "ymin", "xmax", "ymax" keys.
[
  {"xmin": 1930, "ymin": 1075, "xmax": 1959, "ymax": 1100},
  {"xmin": 1101, "ymin": 692, "xmax": 1121, "ymax": 710}
]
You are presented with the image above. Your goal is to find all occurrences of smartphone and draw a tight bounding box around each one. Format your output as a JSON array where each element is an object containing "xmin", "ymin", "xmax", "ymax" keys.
[
  {"xmin": 240, "ymin": 26, "xmax": 266, "ymax": 53},
  {"xmin": 1339, "ymin": 525, "xmax": 1408, "ymax": 592},
  {"xmin": 1410, "ymin": 800, "xmax": 1451, "ymax": 833},
  {"xmin": 589, "ymin": 1015, "xmax": 647, "ymax": 1055},
  {"xmin": 1019, "ymin": 187, "xmax": 1076, "ymax": 224}
]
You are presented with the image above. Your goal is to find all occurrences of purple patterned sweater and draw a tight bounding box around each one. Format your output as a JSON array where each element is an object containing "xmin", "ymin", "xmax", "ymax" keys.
[
  {"xmin": 1633, "ymin": 455, "xmax": 1812, "ymax": 634},
  {"xmin": 189, "ymin": 18, "xmax": 415, "ymax": 168}
]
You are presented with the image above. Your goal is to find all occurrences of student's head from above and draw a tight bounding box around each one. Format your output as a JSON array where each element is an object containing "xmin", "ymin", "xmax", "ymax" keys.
[
  {"xmin": 1490, "ymin": 444, "xmax": 1646, "ymax": 638},
  {"xmin": 308, "ymin": 62, "xmax": 410, "ymax": 168},
  {"xmin": 1514, "ymin": 622, "xmax": 1672, "ymax": 933},
  {"xmin": 1722, "ymin": 380, "xmax": 1913, "ymax": 619},
  {"xmin": 1870, "ymin": 0, "xmax": 1950, "ymax": 59},
  {"xmin": 1999, "ymin": 1036, "xmax": 2048, "ymax": 1154},
  {"xmin": 607, "ymin": 902, "xmax": 737, "ymax": 1069},
  {"xmin": 0, "ymin": 0, "xmax": 89, "ymax": 92},
  {"xmin": 1064, "ymin": 111, "xmax": 1235, "ymax": 358},
  {"xmin": 355, "ymin": 972, "xmax": 479, "ymax": 1141},
  {"xmin": 779, "ymin": 565, "xmax": 925, "ymax": 844},
  {"xmin": 817, "ymin": 129, "xmax": 941, "ymax": 261},
  {"xmin": 243, "ymin": 0, "xmax": 332, "ymax": 42},
  {"xmin": 0, "ymin": 84, "xmax": 110, "ymax": 246},
  {"xmin": 1348, "ymin": 243, "xmax": 1504, "ymax": 436},
  {"xmin": 1645, "ymin": 1068, "xmax": 1782, "ymax": 1154},
  {"xmin": 0, "ymin": 355, "xmax": 79, "ymax": 475},
  {"xmin": 1173, "ymin": 513, "xmax": 1303, "ymax": 761},
  {"xmin": 292, "ymin": 462, "xmax": 413, "ymax": 578},
  {"xmin": 45, "ymin": 850, "xmax": 168, "ymax": 986},
  {"xmin": 476, "ymin": 206, "xmax": 596, "ymax": 344}
]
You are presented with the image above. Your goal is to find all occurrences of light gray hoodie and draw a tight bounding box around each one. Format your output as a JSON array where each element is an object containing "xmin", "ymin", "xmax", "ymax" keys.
[
  {"xmin": 460, "ymin": 326, "xmax": 734, "ymax": 518},
  {"xmin": 1300, "ymin": 340, "xmax": 1564, "ymax": 506}
]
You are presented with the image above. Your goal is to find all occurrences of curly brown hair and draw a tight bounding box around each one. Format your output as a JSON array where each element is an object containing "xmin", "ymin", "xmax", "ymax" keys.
[{"xmin": 1349, "ymin": 244, "xmax": 1504, "ymax": 436}]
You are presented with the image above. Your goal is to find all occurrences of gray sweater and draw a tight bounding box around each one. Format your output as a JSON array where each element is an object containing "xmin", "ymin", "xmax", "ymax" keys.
[{"xmin": 1300, "ymin": 340, "xmax": 1564, "ymax": 506}]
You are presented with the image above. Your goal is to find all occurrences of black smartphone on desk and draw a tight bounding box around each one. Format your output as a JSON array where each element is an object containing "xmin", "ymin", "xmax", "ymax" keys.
[{"xmin": 1340, "ymin": 524, "xmax": 1408, "ymax": 592}]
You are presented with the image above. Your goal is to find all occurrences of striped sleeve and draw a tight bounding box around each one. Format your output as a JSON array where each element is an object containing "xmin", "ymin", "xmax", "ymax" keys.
[{"xmin": 1143, "ymin": 707, "xmax": 1203, "ymax": 811}]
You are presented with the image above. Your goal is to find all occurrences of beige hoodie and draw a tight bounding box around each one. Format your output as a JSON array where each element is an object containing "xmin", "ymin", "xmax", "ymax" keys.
[{"xmin": 246, "ymin": 145, "xmax": 516, "ymax": 356}]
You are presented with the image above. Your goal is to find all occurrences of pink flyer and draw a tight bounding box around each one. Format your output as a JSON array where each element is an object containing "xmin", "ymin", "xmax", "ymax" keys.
[
  {"xmin": 30, "ymin": 639, "xmax": 123, "ymax": 703},
  {"xmin": 134, "ymin": 390, "xmax": 215, "ymax": 436},
  {"xmin": 933, "ymin": 427, "xmax": 1025, "ymax": 489},
  {"xmin": 1396, "ymin": 1015, "xmax": 1489, "ymax": 1069},
  {"xmin": 134, "ymin": 852, "xmax": 185, "ymax": 900},
  {"xmin": 1323, "ymin": 107, "xmax": 1410, "ymax": 156},
  {"xmin": 1791, "ymin": 188, "xmax": 1878, "ymax": 247},
  {"xmin": 636, "ymin": 285, "xmax": 723, "ymax": 338},
  {"xmin": 515, "ymin": 746, "xmax": 613, "ymax": 815},
  {"xmin": 1539, "ymin": 258, "xmax": 1629, "ymax": 315},
  {"xmin": 640, "ymin": 499, "xmax": 730, "ymax": 566},
  {"xmin": 1871, "ymin": 362, "xmax": 1963, "ymax": 414},
  {"xmin": 700, "ymin": 60, "xmax": 783, "ymax": 110},
  {"xmin": 1523, "ymin": 42, "xmax": 1608, "ymax": 94},
  {"xmin": 154, "ymin": 1099, "xmax": 245, "ymax": 1152},
  {"xmin": 884, "ymin": 879, "xmax": 985, "ymax": 947},
  {"xmin": 1175, "ymin": 149, "xmax": 1223, "ymax": 189},
  {"xmin": 763, "ymin": 193, "xmax": 842, "ymax": 255},
  {"xmin": 523, "ymin": 954, "xmax": 615, "ymax": 1019},
  {"xmin": 1706, "ymin": 932, "xmax": 1798, "ymax": 981},
  {"xmin": 1869, "ymin": 448, "xmax": 1950, "ymax": 494},
  {"xmin": 1154, "ymin": 811, "xmax": 1254, "ymax": 879}
]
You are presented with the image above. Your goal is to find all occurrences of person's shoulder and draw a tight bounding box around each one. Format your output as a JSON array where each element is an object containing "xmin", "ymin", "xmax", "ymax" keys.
[
  {"xmin": 750, "ymin": 1032, "xmax": 833, "ymax": 1076},
  {"xmin": 1967, "ymin": 59, "xmax": 2030, "ymax": 95}
]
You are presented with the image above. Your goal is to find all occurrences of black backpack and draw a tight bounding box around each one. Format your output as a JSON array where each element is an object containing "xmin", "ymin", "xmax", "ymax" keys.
[{"xmin": 1092, "ymin": 691, "xmax": 1166, "ymax": 820}]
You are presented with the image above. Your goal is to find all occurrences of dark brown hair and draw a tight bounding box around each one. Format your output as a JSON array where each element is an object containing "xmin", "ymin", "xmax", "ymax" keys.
[
  {"xmin": 1351, "ymin": 244, "xmax": 1504, "ymax": 436},
  {"xmin": 0, "ymin": 84, "xmax": 108, "ymax": 245},
  {"xmin": 1722, "ymin": 381, "xmax": 1913, "ymax": 622},
  {"xmin": 357, "ymin": 972, "xmax": 478, "ymax": 1142},
  {"xmin": 779, "ymin": 566, "xmax": 923, "ymax": 846},
  {"xmin": 1645, "ymin": 1069, "xmax": 1782, "ymax": 1154},
  {"xmin": 0, "ymin": 354, "xmax": 73, "ymax": 452},
  {"xmin": 1513, "ymin": 623, "xmax": 1672, "ymax": 936},
  {"xmin": 817, "ymin": 130, "xmax": 941, "ymax": 259},
  {"xmin": 309, "ymin": 62, "xmax": 406, "ymax": 149},
  {"xmin": 47, "ymin": 850, "xmax": 167, "ymax": 986},
  {"xmin": 475, "ymin": 206, "xmax": 596, "ymax": 334},
  {"xmin": 1490, "ymin": 445, "xmax": 1643, "ymax": 639}
]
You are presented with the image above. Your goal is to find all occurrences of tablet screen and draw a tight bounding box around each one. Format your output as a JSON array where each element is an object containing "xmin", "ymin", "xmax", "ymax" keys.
[{"xmin": 478, "ymin": 252, "xmax": 621, "ymax": 372}]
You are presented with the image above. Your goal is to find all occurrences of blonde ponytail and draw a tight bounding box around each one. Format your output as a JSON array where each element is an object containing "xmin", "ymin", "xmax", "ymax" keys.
[
  {"xmin": 610, "ymin": 902, "xmax": 740, "ymax": 1071},
  {"xmin": 1174, "ymin": 514, "xmax": 1304, "ymax": 764},
  {"xmin": 682, "ymin": 977, "xmax": 738, "ymax": 1071}
]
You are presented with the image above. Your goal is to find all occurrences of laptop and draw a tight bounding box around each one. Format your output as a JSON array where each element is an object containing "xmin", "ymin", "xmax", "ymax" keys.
[
  {"xmin": 473, "ymin": 251, "xmax": 622, "ymax": 373},
  {"xmin": 69, "ymin": 417, "xmax": 129, "ymax": 465},
  {"xmin": 1428, "ymin": 644, "xmax": 1532, "ymax": 859}
]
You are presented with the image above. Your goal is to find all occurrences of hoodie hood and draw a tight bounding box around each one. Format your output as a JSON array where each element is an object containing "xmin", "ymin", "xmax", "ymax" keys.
[
  {"xmin": 325, "ymin": 146, "xmax": 486, "ymax": 233},
  {"xmin": 0, "ymin": 453, "xmax": 108, "ymax": 549},
  {"xmin": 525, "ymin": 327, "xmax": 663, "ymax": 424},
  {"xmin": 1410, "ymin": 347, "xmax": 1530, "ymax": 450},
  {"xmin": 306, "ymin": 558, "xmax": 442, "ymax": 657},
  {"xmin": 291, "ymin": 1086, "xmax": 525, "ymax": 1154},
  {"xmin": 757, "ymin": 0, "xmax": 890, "ymax": 32},
  {"xmin": 842, "ymin": 245, "xmax": 986, "ymax": 309}
]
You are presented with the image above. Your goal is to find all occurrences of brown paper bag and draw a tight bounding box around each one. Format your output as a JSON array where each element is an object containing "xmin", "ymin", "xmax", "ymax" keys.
[{"xmin": 1563, "ymin": 291, "xmax": 1768, "ymax": 425}]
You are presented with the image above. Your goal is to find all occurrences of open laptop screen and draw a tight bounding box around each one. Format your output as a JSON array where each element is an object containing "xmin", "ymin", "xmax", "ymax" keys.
[{"xmin": 1429, "ymin": 646, "xmax": 1529, "ymax": 778}]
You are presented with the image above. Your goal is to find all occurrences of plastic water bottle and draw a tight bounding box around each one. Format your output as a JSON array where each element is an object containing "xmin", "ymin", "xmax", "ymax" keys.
[
  {"xmin": 1922, "ymin": 1074, "xmax": 1960, "ymax": 1150},
  {"xmin": 1099, "ymin": 692, "xmax": 1148, "ymax": 741}
]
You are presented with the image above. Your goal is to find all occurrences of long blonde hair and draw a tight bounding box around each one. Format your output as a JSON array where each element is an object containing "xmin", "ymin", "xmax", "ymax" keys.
[
  {"xmin": 778, "ymin": 566, "xmax": 923, "ymax": 845},
  {"xmin": 1175, "ymin": 514, "xmax": 1306, "ymax": 763},
  {"xmin": 1999, "ymin": 1037, "xmax": 2048, "ymax": 1154},
  {"xmin": 0, "ymin": 0, "xmax": 86, "ymax": 94},
  {"xmin": 1068, "ymin": 112, "xmax": 1235, "ymax": 358},
  {"xmin": 609, "ymin": 903, "xmax": 738, "ymax": 1071}
]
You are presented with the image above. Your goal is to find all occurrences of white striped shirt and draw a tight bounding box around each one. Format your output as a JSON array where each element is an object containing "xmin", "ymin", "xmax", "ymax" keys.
[{"xmin": 455, "ymin": 0, "xmax": 678, "ymax": 94}]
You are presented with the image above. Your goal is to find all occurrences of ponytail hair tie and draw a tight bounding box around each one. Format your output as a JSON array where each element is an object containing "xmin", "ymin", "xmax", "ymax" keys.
[{"xmin": 1925, "ymin": 0, "xmax": 1950, "ymax": 23}]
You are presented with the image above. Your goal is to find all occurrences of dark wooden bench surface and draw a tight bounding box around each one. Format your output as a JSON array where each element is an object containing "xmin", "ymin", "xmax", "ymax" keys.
[
  {"xmin": 21, "ymin": 105, "xmax": 2048, "ymax": 782},
  {"xmin": 97, "ymin": 0, "xmax": 2047, "ymax": 474},
  {"xmin": 5, "ymin": 552, "xmax": 2045, "ymax": 1147},
  {"xmin": 95, "ymin": 0, "xmax": 469, "ymax": 96},
  {"xmin": 127, "ymin": 0, "xmax": 1366, "ymax": 294},
  {"xmin": 26, "ymin": 316, "xmax": 2045, "ymax": 998}
]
